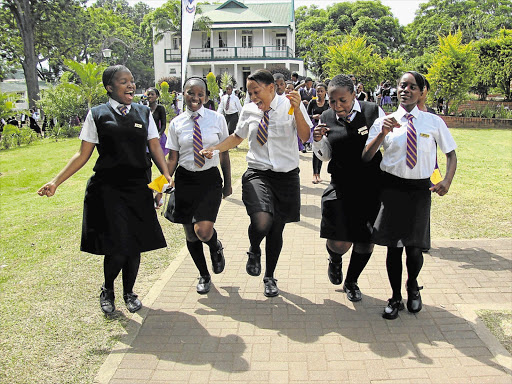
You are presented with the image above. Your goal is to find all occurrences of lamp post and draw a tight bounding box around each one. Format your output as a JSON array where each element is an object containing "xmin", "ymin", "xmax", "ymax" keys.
[{"xmin": 102, "ymin": 48, "xmax": 112, "ymax": 64}]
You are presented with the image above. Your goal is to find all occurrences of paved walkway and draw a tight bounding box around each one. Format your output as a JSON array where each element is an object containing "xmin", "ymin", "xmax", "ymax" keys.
[{"xmin": 96, "ymin": 153, "xmax": 512, "ymax": 384}]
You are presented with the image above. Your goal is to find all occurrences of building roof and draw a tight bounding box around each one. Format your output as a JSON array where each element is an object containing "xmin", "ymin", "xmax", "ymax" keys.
[{"xmin": 200, "ymin": 1, "xmax": 292, "ymax": 27}]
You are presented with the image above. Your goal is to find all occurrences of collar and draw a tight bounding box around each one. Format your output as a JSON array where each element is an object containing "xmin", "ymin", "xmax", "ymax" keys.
[
  {"xmin": 109, "ymin": 98, "xmax": 131, "ymax": 114},
  {"xmin": 185, "ymin": 106, "xmax": 205, "ymax": 119},
  {"xmin": 337, "ymin": 99, "xmax": 361, "ymax": 123},
  {"xmin": 394, "ymin": 105, "xmax": 420, "ymax": 121},
  {"xmin": 268, "ymin": 94, "xmax": 278, "ymax": 111}
]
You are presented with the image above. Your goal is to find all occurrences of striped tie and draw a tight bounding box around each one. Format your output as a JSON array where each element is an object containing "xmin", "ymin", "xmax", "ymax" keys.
[
  {"xmin": 345, "ymin": 110, "xmax": 356, "ymax": 123},
  {"xmin": 117, "ymin": 104, "xmax": 128, "ymax": 116},
  {"xmin": 256, "ymin": 110, "xmax": 270, "ymax": 146},
  {"xmin": 192, "ymin": 115, "xmax": 205, "ymax": 168},
  {"xmin": 405, "ymin": 113, "xmax": 417, "ymax": 169},
  {"xmin": 226, "ymin": 95, "xmax": 230, "ymax": 111}
]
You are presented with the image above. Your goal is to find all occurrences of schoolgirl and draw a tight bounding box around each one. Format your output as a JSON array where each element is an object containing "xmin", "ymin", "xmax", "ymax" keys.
[
  {"xmin": 312, "ymin": 74, "xmax": 386, "ymax": 302},
  {"xmin": 165, "ymin": 77, "xmax": 232, "ymax": 294},
  {"xmin": 362, "ymin": 71, "xmax": 457, "ymax": 319},
  {"xmin": 146, "ymin": 87, "xmax": 168, "ymax": 156},
  {"xmin": 38, "ymin": 65, "xmax": 170, "ymax": 314},
  {"xmin": 217, "ymin": 84, "xmax": 243, "ymax": 134},
  {"xmin": 201, "ymin": 69, "xmax": 312, "ymax": 297},
  {"xmin": 307, "ymin": 82, "xmax": 330, "ymax": 184}
]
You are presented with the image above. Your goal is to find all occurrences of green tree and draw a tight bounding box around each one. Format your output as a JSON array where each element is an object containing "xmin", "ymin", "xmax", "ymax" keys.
[
  {"xmin": 325, "ymin": 35, "xmax": 383, "ymax": 91},
  {"xmin": 406, "ymin": 0, "xmax": 512, "ymax": 56},
  {"xmin": 1, "ymin": 0, "xmax": 86, "ymax": 108},
  {"xmin": 63, "ymin": 59, "xmax": 106, "ymax": 110},
  {"xmin": 475, "ymin": 29, "xmax": 512, "ymax": 100},
  {"xmin": 206, "ymin": 72, "xmax": 219, "ymax": 103},
  {"xmin": 427, "ymin": 31, "xmax": 477, "ymax": 114},
  {"xmin": 0, "ymin": 92, "xmax": 14, "ymax": 121}
]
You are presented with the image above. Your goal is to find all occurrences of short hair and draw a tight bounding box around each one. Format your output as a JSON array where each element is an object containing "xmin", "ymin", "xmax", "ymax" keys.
[
  {"xmin": 145, "ymin": 87, "xmax": 160, "ymax": 97},
  {"xmin": 247, "ymin": 69, "xmax": 274, "ymax": 86},
  {"xmin": 422, "ymin": 75, "xmax": 430, "ymax": 91},
  {"xmin": 291, "ymin": 72, "xmax": 299, "ymax": 78},
  {"xmin": 102, "ymin": 65, "xmax": 130, "ymax": 89},
  {"xmin": 316, "ymin": 82, "xmax": 327, "ymax": 91},
  {"xmin": 273, "ymin": 73, "xmax": 285, "ymax": 81},
  {"xmin": 403, "ymin": 71, "xmax": 425, "ymax": 92},
  {"xmin": 226, "ymin": 84, "xmax": 233, "ymax": 90},
  {"xmin": 285, "ymin": 81, "xmax": 294, "ymax": 86},
  {"xmin": 183, "ymin": 76, "xmax": 208, "ymax": 92},
  {"xmin": 327, "ymin": 74, "xmax": 355, "ymax": 94},
  {"xmin": 305, "ymin": 77, "xmax": 313, "ymax": 82}
]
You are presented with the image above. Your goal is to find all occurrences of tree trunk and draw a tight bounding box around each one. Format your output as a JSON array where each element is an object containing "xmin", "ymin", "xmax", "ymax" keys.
[{"xmin": 9, "ymin": 0, "xmax": 40, "ymax": 110}]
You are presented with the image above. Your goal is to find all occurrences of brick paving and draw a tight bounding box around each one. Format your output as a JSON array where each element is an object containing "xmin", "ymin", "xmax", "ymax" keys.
[{"xmin": 96, "ymin": 153, "xmax": 512, "ymax": 384}]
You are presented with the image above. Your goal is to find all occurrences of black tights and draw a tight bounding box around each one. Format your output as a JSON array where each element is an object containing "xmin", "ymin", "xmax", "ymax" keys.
[
  {"xmin": 185, "ymin": 226, "xmax": 220, "ymax": 277},
  {"xmin": 103, "ymin": 253, "xmax": 141, "ymax": 294},
  {"xmin": 248, "ymin": 212, "xmax": 285, "ymax": 278},
  {"xmin": 312, "ymin": 153, "xmax": 323, "ymax": 175},
  {"xmin": 386, "ymin": 246, "xmax": 423, "ymax": 300}
]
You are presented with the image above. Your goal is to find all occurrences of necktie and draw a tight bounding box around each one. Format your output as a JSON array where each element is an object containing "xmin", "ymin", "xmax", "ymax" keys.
[
  {"xmin": 405, "ymin": 113, "xmax": 417, "ymax": 169},
  {"xmin": 192, "ymin": 115, "xmax": 205, "ymax": 168},
  {"xmin": 226, "ymin": 95, "xmax": 230, "ymax": 111},
  {"xmin": 256, "ymin": 110, "xmax": 270, "ymax": 146},
  {"xmin": 345, "ymin": 110, "xmax": 356, "ymax": 123},
  {"xmin": 118, "ymin": 104, "xmax": 128, "ymax": 116}
]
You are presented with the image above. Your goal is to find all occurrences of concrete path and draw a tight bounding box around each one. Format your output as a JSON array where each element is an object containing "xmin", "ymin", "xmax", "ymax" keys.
[{"xmin": 96, "ymin": 153, "xmax": 512, "ymax": 384}]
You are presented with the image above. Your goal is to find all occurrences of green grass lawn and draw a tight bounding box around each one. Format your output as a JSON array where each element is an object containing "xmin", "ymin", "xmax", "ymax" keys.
[{"xmin": 0, "ymin": 129, "xmax": 510, "ymax": 383}]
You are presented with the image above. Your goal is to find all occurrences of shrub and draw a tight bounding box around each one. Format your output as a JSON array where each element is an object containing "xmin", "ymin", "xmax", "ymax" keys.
[{"xmin": 1, "ymin": 125, "xmax": 38, "ymax": 149}]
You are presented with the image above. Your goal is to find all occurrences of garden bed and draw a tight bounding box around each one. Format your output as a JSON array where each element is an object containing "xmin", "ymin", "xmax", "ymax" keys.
[{"xmin": 441, "ymin": 116, "xmax": 512, "ymax": 129}]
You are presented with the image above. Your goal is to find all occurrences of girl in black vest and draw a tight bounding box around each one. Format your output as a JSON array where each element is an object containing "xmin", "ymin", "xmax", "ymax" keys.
[
  {"xmin": 307, "ymin": 82, "xmax": 330, "ymax": 184},
  {"xmin": 38, "ymin": 65, "xmax": 171, "ymax": 315},
  {"xmin": 312, "ymin": 74, "xmax": 385, "ymax": 302}
]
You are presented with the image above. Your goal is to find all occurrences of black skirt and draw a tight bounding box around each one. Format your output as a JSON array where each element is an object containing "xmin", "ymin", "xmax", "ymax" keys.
[
  {"xmin": 242, "ymin": 167, "xmax": 300, "ymax": 223},
  {"xmin": 320, "ymin": 176, "xmax": 381, "ymax": 243},
  {"xmin": 166, "ymin": 166, "xmax": 223, "ymax": 224},
  {"xmin": 81, "ymin": 169, "xmax": 167, "ymax": 255},
  {"xmin": 372, "ymin": 172, "xmax": 431, "ymax": 248}
]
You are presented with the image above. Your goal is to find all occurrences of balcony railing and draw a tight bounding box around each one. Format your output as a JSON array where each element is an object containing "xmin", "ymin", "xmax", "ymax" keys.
[{"xmin": 164, "ymin": 45, "xmax": 295, "ymax": 62}]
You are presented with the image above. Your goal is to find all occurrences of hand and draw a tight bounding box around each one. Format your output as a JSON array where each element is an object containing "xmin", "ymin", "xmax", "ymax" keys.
[
  {"xmin": 285, "ymin": 91, "xmax": 301, "ymax": 110},
  {"xmin": 222, "ymin": 185, "xmax": 232, "ymax": 198},
  {"xmin": 312, "ymin": 114, "xmax": 321, "ymax": 121},
  {"xmin": 313, "ymin": 124, "xmax": 330, "ymax": 142},
  {"xmin": 382, "ymin": 116, "xmax": 400, "ymax": 135},
  {"xmin": 199, "ymin": 148, "xmax": 214, "ymax": 159},
  {"xmin": 38, "ymin": 182, "xmax": 57, "ymax": 197},
  {"xmin": 430, "ymin": 179, "xmax": 451, "ymax": 196}
]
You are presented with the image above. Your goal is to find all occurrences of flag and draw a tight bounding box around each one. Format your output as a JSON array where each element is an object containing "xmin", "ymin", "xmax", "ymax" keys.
[{"xmin": 181, "ymin": 0, "xmax": 197, "ymax": 90}]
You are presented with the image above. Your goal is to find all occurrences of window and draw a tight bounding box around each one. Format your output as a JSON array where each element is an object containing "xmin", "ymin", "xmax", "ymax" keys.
[
  {"xmin": 218, "ymin": 31, "xmax": 227, "ymax": 48},
  {"xmin": 202, "ymin": 32, "xmax": 210, "ymax": 48},
  {"xmin": 242, "ymin": 30, "xmax": 253, "ymax": 48},
  {"xmin": 276, "ymin": 33, "xmax": 286, "ymax": 51},
  {"xmin": 170, "ymin": 68, "xmax": 176, "ymax": 74},
  {"xmin": 172, "ymin": 36, "xmax": 181, "ymax": 50}
]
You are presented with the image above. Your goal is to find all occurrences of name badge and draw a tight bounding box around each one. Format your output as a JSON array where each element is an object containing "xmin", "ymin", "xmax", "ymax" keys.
[
  {"xmin": 358, "ymin": 126, "xmax": 368, "ymax": 135},
  {"xmin": 420, "ymin": 133, "xmax": 430, "ymax": 138},
  {"xmin": 134, "ymin": 123, "xmax": 143, "ymax": 129}
]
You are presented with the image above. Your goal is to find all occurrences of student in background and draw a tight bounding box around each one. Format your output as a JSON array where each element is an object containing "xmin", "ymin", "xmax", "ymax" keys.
[{"xmin": 217, "ymin": 84, "xmax": 243, "ymax": 135}]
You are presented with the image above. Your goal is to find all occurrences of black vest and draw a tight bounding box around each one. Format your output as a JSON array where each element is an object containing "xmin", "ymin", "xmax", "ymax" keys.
[
  {"xmin": 91, "ymin": 103, "xmax": 151, "ymax": 174},
  {"xmin": 320, "ymin": 101, "xmax": 382, "ymax": 184}
]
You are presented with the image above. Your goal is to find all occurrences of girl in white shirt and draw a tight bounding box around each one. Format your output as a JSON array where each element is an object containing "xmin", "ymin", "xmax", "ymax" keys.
[
  {"xmin": 202, "ymin": 69, "xmax": 312, "ymax": 298},
  {"xmin": 165, "ymin": 77, "xmax": 232, "ymax": 295},
  {"xmin": 363, "ymin": 71, "xmax": 457, "ymax": 320}
]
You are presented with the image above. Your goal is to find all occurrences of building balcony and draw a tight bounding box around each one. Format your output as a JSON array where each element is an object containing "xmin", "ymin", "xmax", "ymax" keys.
[{"xmin": 164, "ymin": 45, "xmax": 296, "ymax": 62}]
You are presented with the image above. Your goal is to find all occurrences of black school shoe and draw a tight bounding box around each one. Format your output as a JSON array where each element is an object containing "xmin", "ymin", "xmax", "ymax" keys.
[
  {"xmin": 196, "ymin": 275, "xmax": 211, "ymax": 294},
  {"xmin": 246, "ymin": 251, "xmax": 261, "ymax": 276},
  {"xmin": 343, "ymin": 281, "xmax": 362, "ymax": 302},
  {"xmin": 263, "ymin": 277, "xmax": 279, "ymax": 297},
  {"xmin": 123, "ymin": 292, "xmax": 142, "ymax": 313},
  {"xmin": 406, "ymin": 285, "xmax": 423, "ymax": 313},
  {"xmin": 382, "ymin": 298, "xmax": 405, "ymax": 320},
  {"xmin": 210, "ymin": 240, "xmax": 225, "ymax": 274},
  {"xmin": 328, "ymin": 258, "xmax": 343, "ymax": 285},
  {"xmin": 100, "ymin": 285, "xmax": 115, "ymax": 315}
]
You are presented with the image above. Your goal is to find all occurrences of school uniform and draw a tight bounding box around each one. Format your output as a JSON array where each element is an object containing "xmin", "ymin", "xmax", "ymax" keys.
[
  {"xmin": 218, "ymin": 93, "xmax": 243, "ymax": 134},
  {"xmin": 299, "ymin": 87, "xmax": 316, "ymax": 104},
  {"xmin": 165, "ymin": 106, "xmax": 229, "ymax": 224},
  {"xmin": 366, "ymin": 105, "xmax": 457, "ymax": 248},
  {"xmin": 235, "ymin": 95, "xmax": 313, "ymax": 223},
  {"xmin": 79, "ymin": 98, "xmax": 166, "ymax": 255},
  {"xmin": 313, "ymin": 100, "xmax": 386, "ymax": 242},
  {"xmin": 307, "ymin": 99, "xmax": 330, "ymax": 173}
]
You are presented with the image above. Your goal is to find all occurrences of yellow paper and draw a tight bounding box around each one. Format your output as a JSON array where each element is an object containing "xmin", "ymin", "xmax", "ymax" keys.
[
  {"xmin": 430, "ymin": 168, "xmax": 443, "ymax": 185},
  {"xmin": 288, "ymin": 106, "xmax": 294, "ymax": 115},
  {"xmin": 148, "ymin": 174, "xmax": 167, "ymax": 193}
]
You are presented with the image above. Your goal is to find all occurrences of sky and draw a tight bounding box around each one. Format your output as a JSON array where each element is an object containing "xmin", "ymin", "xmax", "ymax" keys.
[{"xmin": 125, "ymin": 0, "xmax": 429, "ymax": 26}]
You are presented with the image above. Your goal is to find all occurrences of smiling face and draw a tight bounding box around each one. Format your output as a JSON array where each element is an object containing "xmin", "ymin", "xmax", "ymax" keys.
[
  {"xmin": 247, "ymin": 79, "xmax": 275, "ymax": 111},
  {"xmin": 106, "ymin": 69, "xmax": 135, "ymax": 105},
  {"xmin": 398, "ymin": 73, "xmax": 422, "ymax": 111},
  {"xmin": 184, "ymin": 80, "xmax": 206, "ymax": 112},
  {"xmin": 328, "ymin": 85, "xmax": 355, "ymax": 118}
]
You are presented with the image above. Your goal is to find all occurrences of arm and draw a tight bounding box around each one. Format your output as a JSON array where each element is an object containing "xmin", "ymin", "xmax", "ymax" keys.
[
  {"xmin": 148, "ymin": 137, "xmax": 171, "ymax": 182},
  {"xmin": 430, "ymin": 150, "xmax": 457, "ymax": 196},
  {"xmin": 158, "ymin": 107, "xmax": 167, "ymax": 136},
  {"xmin": 362, "ymin": 116, "xmax": 399, "ymax": 162},
  {"xmin": 217, "ymin": 97, "xmax": 224, "ymax": 114},
  {"xmin": 219, "ymin": 151, "xmax": 232, "ymax": 198},
  {"xmin": 235, "ymin": 97, "xmax": 243, "ymax": 113},
  {"xmin": 37, "ymin": 140, "xmax": 95, "ymax": 197},
  {"xmin": 288, "ymin": 91, "xmax": 311, "ymax": 142},
  {"xmin": 201, "ymin": 133, "xmax": 244, "ymax": 158},
  {"xmin": 165, "ymin": 149, "xmax": 179, "ymax": 179}
]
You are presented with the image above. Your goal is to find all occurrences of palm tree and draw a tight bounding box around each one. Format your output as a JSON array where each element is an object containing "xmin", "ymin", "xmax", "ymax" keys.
[{"xmin": 63, "ymin": 59, "xmax": 106, "ymax": 110}]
